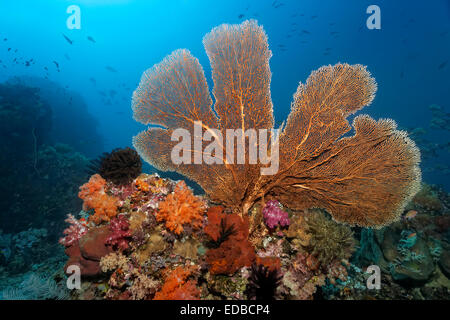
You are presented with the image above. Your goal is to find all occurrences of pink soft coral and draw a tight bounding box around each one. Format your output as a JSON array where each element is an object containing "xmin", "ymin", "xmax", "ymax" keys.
[
  {"xmin": 105, "ymin": 215, "xmax": 132, "ymax": 251},
  {"xmin": 59, "ymin": 214, "xmax": 88, "ymax": 247},
  {"xmin": 262, "ymin": 200, "xmax": 290, "ymax": 229}
]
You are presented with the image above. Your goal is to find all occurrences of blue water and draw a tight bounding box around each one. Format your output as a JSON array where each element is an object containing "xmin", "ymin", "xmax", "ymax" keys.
[{"xmin": 0, "ymin": 0, "xmax": 449, "ymax": 187}]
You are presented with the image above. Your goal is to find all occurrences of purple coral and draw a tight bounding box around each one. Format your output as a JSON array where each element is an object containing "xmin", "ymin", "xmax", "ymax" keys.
[
  {"xmin": 59, "ymin": 214, "xmax": 88, "ymax": 247},
  {"xmin": 105, "ymin": 215, "xmax": 132, "ymax": 251},
  {"xmin": 262, "ymin": 200, "xmax": 290, "ymax": 229}
]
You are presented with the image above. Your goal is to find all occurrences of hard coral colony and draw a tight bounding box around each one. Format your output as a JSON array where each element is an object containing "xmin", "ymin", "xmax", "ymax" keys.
[{"xmin": 58, "ymin": 20, "xmax": 422, "ymax": 301}]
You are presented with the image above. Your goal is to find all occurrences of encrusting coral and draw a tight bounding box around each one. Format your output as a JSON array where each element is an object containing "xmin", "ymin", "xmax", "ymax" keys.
[{"xmin": 132, "ymin": 19, "xmax": 421, "ymax": 229}]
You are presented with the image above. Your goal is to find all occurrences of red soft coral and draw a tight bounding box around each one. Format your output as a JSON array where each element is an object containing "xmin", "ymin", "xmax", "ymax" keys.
[
  {"xmin": 205, "ymin": 207, "xmax": 255, "ymax": 275},
  {"xmin": 156, "ymin": 181, "xmax": 206, "ymax": 235},
  {"xmin": 105, "ymin": 215, "xmax": 132, "ymax": 251},
  {"xmin": 153, "ymin": 266, "xmax": 200, "ymax": 300},
  {"xmin": 79, "ymin": 174, "xmax": 119, "ymax": 224}
]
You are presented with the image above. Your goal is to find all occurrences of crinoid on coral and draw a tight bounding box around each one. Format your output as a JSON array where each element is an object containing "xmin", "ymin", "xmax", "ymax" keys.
[
  {"xmin": 88, "ymin": 147, "xmax": 142, "ymax": 185},
  {"xmin": 304, "ymin": 209, "xmax": 356, "ymax": 266},
  {"xmin": 245, "ymin": 263, "xmax": 282, "ymax": 300},
  {"xmin": 132, "ymin": 19, "xmax": 421, "ymax": 230}
]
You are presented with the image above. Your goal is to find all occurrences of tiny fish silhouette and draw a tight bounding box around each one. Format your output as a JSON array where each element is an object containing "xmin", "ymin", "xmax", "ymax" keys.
[
  {"xmin": 105, "ymin": 66, "xmax": 117, "ymax": 72},
  {"xmin": 238, "ymin": 14, "xmax": 245, "ymax": 19},
  {"xmin": 87, "ymin": 36, "xmax": 96, "ymax": 43},
  {"xmin": 62, "ymin": 34, "xmax": 73, "ymax": 45},
  {"xmin": 438, "ymin": 60, "xmax": 448, "ymax": 70}
]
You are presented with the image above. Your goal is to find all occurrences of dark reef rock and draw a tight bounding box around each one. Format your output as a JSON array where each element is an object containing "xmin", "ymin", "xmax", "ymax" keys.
[{"xmin": 439, "ymin": 250, "xmax": 450, "ymax": 278}]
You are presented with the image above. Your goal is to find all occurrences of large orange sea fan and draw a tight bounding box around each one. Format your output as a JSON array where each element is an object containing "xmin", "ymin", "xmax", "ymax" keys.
[{"xmin": 131, "ymin": 20, "xmax": 421, "ymax": 228}]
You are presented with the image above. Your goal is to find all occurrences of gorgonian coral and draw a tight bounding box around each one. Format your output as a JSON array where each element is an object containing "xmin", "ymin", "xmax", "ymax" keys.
[
  {"xmin": 132, "ymin": 19, "xmax": 421, "ymax": 230},
  {"xmin": 156, "ymin": 180, "xmax": 206, "ymax": 235},
  {"xmin": 78, "ymin": 174, "xmax": 119, "ymax": 224},
  {"xmin": 89, "ymin": 147, "xmax": 142, "ymax": 185}
]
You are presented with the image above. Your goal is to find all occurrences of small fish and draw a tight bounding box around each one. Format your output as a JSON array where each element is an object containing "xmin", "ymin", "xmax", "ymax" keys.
[
  {"xmin": 62, "ymin": 33, "xmax": 73, "ymax": 45},
  {"xmin": 105, "ymin": 66, "xmax": 117, "ymax": 72},
  {"xmin": 3, "ymin": 38, "xmax": 7, "ymax": 41},
  {"xmin": 404, "ymin": 210, "xmax": 418, "ymax": 220},
  {"xmin": 87, "ymin": 36, "xmax": 96, "ymax": 43},
  {"xmin": 301, "ymin": 30, "xmax": 310, "ymax": 34},
  {"xmin": 407, "ymin": 232, "xmax": 417, "ymax": 239},
  {"xmin": 330, "ymin": 31, "xmax": 339, "ymax": 35},
  {"xmin": 438, "ymin": 60, "xmax": 448, "ymax": 70},
  {"xmin": 53, "ymin": 60, "xmax": 59, "ymax": 68},
  {"xmin": 7, "ymin": 47, "xmax": 11, "ymax": 51},
  {"xmin": 311, "ymin": 15, "xmax": 318, "ymax": 19},
  {"xmin": 238, "ymin": 14, "xmax": 245, "ymax": 19}
]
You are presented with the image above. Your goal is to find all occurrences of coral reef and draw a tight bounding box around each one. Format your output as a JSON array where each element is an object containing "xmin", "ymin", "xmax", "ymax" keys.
[
  {"xmin": 58, "ymin": 171, "xmax": 450, "ymax": 300},
  {"xmin": 132, "ymin": 19, "xmax": 421, "ymax": 230}
]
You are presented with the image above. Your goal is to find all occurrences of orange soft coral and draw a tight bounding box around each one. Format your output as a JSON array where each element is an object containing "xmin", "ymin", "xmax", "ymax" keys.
[
  {"xmin": 153, "ymin": 266, "xmax": 200, "ymax": 300},
  {"xmin": 79, "ymin": 174, "xmax": 119, "ymax": 224},
  {"xmin": 156, "ymin": 181, "xmax": 206, "ymax": 234}
]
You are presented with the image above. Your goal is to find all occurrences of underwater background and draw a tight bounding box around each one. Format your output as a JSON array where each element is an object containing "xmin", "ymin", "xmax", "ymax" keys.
[{"xmin": 0, "ymin": 0, "xmax": 449, "ymax": 300}]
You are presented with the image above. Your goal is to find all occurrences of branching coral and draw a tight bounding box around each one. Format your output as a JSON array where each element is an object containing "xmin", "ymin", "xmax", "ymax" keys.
[
  {"xmin": 132, "ymin": 19, "xmax": 421, "ymax": 229},
  {"xmin": 153, "ymin": 266, "xmax": 200, "ymax": 300},
  {"xmin": 304, "ymin": 209, "xmax": 356, "ymax": 266},
  {"xmin": 156, "ymin": 180, "xmax": 206, "ymax": 235},
  {"xmin": 78, "ymin": 174, "xmax": 118, "ymax": 224}
]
